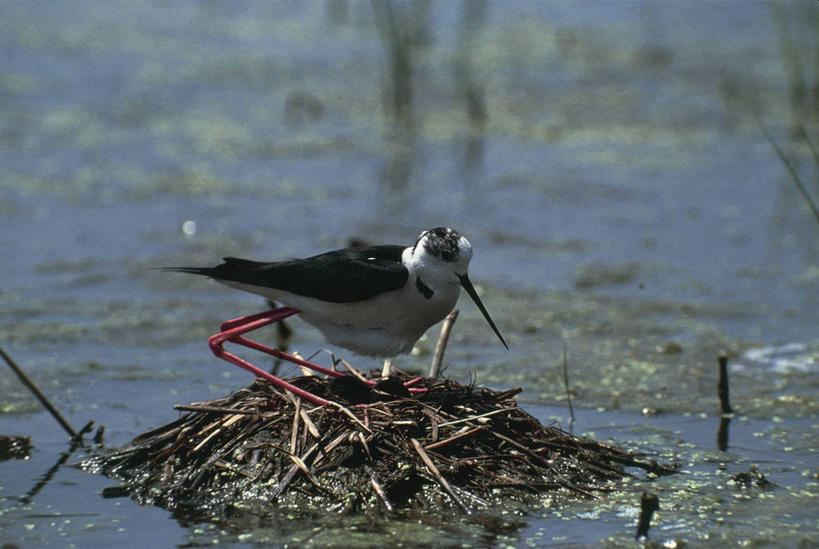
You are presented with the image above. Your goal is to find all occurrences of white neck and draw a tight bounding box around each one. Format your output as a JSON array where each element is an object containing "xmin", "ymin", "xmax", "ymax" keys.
[{"xmin": 403, "ymin": 245, "xmax": 460, "ymax": 294}]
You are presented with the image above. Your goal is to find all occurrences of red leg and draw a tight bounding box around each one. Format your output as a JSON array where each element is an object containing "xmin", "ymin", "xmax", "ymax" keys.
[
  {"xmin": 209, "ymin": 307, "xmax": 427, "ymax": 402},
  {"xmin": 209, "ymin": 336, "xmax": 332, "ymax": 406},
  {"xmin": 218, "ymin": 307, "xmax": 299, "ymax": 332},
  {"xmin": 212, "ymin": 307, "xmax": 341, "ymax": 377},
  {"xmin": 208, "ymin": 307, "xmax": 337, "ymax": 406},
  {"xmin": 223, "ymin": 312, "xmax": 428, "ymax": 393}
]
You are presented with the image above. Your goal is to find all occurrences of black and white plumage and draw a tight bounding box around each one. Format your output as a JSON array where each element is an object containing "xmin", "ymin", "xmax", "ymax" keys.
[{"xmin": 167, "ymin": 227, "xmax": 507, "ymax": 358}]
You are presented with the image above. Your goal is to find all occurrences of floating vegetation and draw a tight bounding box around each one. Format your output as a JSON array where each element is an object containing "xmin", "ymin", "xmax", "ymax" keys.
[{"xmin": 83, "ymin": 374, "xmax": 676, "ymax": 519}]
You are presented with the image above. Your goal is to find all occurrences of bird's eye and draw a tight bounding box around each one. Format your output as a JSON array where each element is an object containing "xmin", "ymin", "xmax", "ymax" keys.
[{"xmin": 441, "ymin": 250, "xmax": 454, "ymax": 261}]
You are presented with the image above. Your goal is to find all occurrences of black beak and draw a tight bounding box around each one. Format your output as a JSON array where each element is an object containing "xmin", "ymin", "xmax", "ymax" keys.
[{"xmin": 458, "ymin": 274, "xmax": 509, "ymax": 350}]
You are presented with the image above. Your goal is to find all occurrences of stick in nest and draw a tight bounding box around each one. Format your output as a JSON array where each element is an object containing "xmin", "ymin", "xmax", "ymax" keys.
[
  {"xmin": 411, "ymin": 438, "xmax": 470, "ymax": 514},
  {"xmin": 429, "ymin": 309, "xmax": 459, "ymax": 378}
]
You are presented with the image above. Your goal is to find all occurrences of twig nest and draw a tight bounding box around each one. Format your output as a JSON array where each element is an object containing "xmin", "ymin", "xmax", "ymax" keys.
[{"xmin": 82, "ymin": 374, "xmax": 675, "ymax": 518}]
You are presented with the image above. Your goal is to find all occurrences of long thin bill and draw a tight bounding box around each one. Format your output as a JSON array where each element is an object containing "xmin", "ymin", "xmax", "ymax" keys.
[{"xmin": 458, "ymin": 274, "xmax": 509, "ymax": 350}]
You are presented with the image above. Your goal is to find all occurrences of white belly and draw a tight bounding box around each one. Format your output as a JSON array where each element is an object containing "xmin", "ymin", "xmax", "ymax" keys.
[{"xmin": 221, "ymin": 278, "xmax": 460, "ymax": 357}]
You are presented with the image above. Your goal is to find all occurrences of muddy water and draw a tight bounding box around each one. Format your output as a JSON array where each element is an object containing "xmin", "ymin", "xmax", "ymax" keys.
[{"xmin": 1, "ymin": 2, "xmax": 816, "ymax": 547}]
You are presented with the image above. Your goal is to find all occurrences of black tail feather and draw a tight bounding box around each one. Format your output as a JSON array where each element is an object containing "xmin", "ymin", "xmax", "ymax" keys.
[{"xmin": 160, "ymin": 266, "xmax": 215, "ymax": 277}]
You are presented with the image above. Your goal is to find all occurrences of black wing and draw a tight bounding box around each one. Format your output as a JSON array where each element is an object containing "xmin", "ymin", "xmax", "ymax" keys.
[{"xmin": 166, "ymin": 245, "xmax": 409, "ymax": 303}]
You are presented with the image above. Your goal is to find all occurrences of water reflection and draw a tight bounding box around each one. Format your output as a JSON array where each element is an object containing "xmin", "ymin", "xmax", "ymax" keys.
[
  {"xmin": 717, "ymin": 415, "xmax": 731, "ymax": 451},
  {"xmin": 371, "ymin": 0, "xmax": 490, "ymax": 226},
  {"xmin": 456, "ymin": 0, "xmax": 488, "ymax": 179}
]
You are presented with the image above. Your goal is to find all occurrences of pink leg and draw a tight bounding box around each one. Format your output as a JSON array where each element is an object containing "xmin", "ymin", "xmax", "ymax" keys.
[
  {"xmin": 218, "ymin": 308, "xmax": 344, "ymax": 379},
  {"xmin": 219, "ymin": 307, "xmax": 298, "ymax": 332},
  {"xmin": 210, "ymin": 307, "xmax": 427, "ymax": 402},
  {"xmin": 208, "ymin": 307, "xmax": 336, "ymax": 406}
]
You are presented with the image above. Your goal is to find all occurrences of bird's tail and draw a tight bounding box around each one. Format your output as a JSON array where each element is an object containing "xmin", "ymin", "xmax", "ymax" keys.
[{"xmin": 160, "ymin": 266, "xmax": 215, "ymax": 277}]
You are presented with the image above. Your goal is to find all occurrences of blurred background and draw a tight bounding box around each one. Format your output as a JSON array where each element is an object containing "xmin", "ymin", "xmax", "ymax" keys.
[{"xmin": 0, "ymin": 1, "xmax": 817, "ymax": 547}]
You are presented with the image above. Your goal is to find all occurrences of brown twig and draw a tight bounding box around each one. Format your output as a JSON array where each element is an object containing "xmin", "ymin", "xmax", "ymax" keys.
[
  {"xmin": 562, "ymin": 341, "xmax": 575, "ymax": 425},
  {"xmin": 328, "ymin": 400, "xmax": 372, "ymax": 434},
  {"xmin": 366, "ymin": 464, "xmax": 394, "ymax": 512},
  {"xmin": 311, "ymin": 431, "xmax": 348, "ymax": 468},
  {"xmin": 718, "ymin": 354, "xmax": 733, "ymax": 415},
  {"xmin": 411, "ymin": 438, "xmax": 469, "ymax": 513},
  {"xmin": 338, "ymin": 357, "xmax": 369, "ymax": 385},
  {"xmin": 0, "ymin": 345, "xmax": 79, "ymax": 440},
  {"xmin": 760, "ymin": 122, "xmax": 819, "ymax": 225},
  {"xmin": 490, "ymin": 430, "xmax": 598, "ymax": 498},
  {"xmin": 290, "ymin": 395, "xmax": 302, "ymax": 455},
  {"xmin": 299, "ymin": 408, "xmax": 321, "ymax": 439},
  {"xmin": 424, "ymin": 426, "xmax": 484, "ymax": 451},
  {"xmin": 717, "ymin": 415, "xmax": 731, "ymax": 451},
  {"xmin": 270, "ymin": 442, "xmax": 319, "ymax": 500},
  {"xmin": 173, "ymin": 405, "xmax": 258, "ymax": 415},
  {"xmin": 436, "ymin": 406, "xmax": 516, "ymax": 428},
  {"xmin": 635, "ymin": 492, "xmax": 660, "ymax": 539},
  {"xmin": 429, "ymin": 309, "xmax": 459, "ymax": 378}
]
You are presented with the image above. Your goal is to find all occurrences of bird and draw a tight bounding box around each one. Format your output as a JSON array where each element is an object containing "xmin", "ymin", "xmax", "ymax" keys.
[{"xmin": 165, "ymin": 227, "xmax": 507, "ymax": 405}]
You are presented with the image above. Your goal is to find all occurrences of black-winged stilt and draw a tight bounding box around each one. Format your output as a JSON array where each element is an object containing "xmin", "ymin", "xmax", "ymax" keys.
[{"xmin": 166, "ymin": 227, "xmax": 507, "ymax": 405}]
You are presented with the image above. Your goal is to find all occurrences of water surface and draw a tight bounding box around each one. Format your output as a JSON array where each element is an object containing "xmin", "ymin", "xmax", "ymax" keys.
[{"xmin": 1, "ymin": 2, "xmax": 817, "ymax": 547}]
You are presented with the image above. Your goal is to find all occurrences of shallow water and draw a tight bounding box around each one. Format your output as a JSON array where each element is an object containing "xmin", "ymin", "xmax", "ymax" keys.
[
  {"xmin": 1, "ymin": 406, "xmax": 815, "ymax": 547},
  {"xmin": 1, "ymin": 1, "xmax": 817, "ymax": 547}
]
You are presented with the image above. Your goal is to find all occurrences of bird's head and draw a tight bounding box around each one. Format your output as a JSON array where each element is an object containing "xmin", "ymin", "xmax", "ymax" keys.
[
  {"xmin": 413, "ymin": 226, "xmax": 473, "ymax": 277},
  {"xmin": 410, "ymin": 227, "xmax": 508, "ymax": 350}
]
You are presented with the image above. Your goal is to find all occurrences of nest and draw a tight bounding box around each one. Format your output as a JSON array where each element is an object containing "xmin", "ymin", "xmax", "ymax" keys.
[{"xmin": 83, "ymin": 373, "xmax": 675, "ymax": 518}]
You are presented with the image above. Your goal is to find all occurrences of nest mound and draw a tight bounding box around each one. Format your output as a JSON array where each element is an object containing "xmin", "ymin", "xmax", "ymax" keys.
[{"xmin": 83, "ymin": 374, "xmax": 674, "ymax": 518}]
